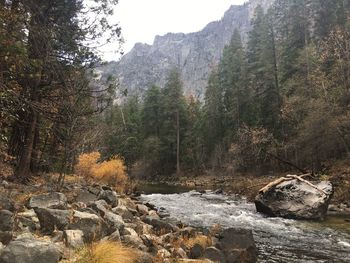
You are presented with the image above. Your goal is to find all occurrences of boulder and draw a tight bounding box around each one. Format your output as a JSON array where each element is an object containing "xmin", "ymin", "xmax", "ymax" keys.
[
  {"xmin": 88, "ymin": 200, "xmax": 109, "ymax": 216},
  {"xmin": 17, "ymin": 209, "xmax": 39, "ymax": 231},
  {"xmin": 0, "ymin": 232, "xmax": 12, "ymax": 245},
  {"xmin": 104, "ymin": 229, "xmax": 121, "ymax": 242},
  {"xmin": 75, "ymin": 189, "xmax": 98, "ymax": 203},
  {"xmin": 142, "ymin": 216, "xmax": 178, "ymax": 234},
  {"xmin": 136, "ymin": 204, "xmax": 149, "ymax": 215},
  {"xmin": 69, "ymin": 210, "xmax": 107, "ymax": 242},
  {"xmin": 103, "ymin": 211, "xmax": 125, "ymax": 232},
  {"xmin": 122, "ymin": 235, "xmax": 147, "ymax": 250},
  {"xmin": 204, "ymin": 246, "xmax": 226, "ymax": 263},
  {"xmin": 98, "ymin": 190, "xmax": 118, "ymax": 207},
  {"xmin": 0, "ymin": 237, "xmax": 61, "ymax": 263},
  {"xmin": 112, "ymin": 205, "xmax": 134, "ymax": 221},
  {"xmin": 28, "ymin": 192, "xmax": 67, "ymax": 210},
  {"xmin": 0, "ymin": 210, "xmax": 13, "ymax": 232},
  {"xmin": 63, "ymin": 230, "xmax": 84, "ymax": 248},
  {"xmin": 34, "ymin": 208, "xmax": 71, "ymax": 233},
  {"xmin": 255, "ymin": 178, "xmax": 333, "ymax": 220},
  {"xmin": 216, "ymin": 228, "xmax": 257, "ymax": 263},
  {"xmin": 0, "ymin": 195, "xmax": 15, "ymax": 212},
  {"xmin": 189, "ymin": 243, "xmax": 204, "ymax": 259}
]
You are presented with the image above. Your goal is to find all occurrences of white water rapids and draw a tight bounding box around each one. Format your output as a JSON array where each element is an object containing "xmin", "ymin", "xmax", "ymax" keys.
[{"xmin": 140, "ymin": 191, "xmax": 350, "ymax": 262}]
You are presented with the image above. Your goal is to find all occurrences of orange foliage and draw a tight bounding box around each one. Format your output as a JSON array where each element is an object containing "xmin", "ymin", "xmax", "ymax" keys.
[{"xmin": 75, "ymin": 152, "xmax": 127, "ymax": 189}]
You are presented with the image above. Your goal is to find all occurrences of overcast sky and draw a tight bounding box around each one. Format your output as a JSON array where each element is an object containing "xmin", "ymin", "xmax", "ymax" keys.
[{"xmin": 101, "ymin": 0, "xmax": 247, "ymax": 61}]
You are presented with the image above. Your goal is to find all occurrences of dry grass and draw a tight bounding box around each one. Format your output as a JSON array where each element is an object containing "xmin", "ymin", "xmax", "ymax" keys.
[{"xmin": 68, "ymin": 241, "xmax": 140, "ymax": 263}]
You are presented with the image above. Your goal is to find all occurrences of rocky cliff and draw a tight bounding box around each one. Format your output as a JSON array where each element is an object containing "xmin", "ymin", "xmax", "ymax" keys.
[{"xmin": 101, "ymin": 0, "xmax": 274, "ymax": 99}]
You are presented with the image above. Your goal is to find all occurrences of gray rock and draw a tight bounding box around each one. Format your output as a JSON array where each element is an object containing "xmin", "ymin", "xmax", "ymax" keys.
[
  {"xmin": 0, "ymin": 232, "xmax": 12, "ymax": 245},
  {"xmin": 122, "ymin": 235, "xmax": 147, "ymax": 250},
  {"xmin": 104, "ymin": 229, "xmax": 121, "ymax": 242},
  {"xmin": 0, "ymin": 210, "xmax": 13, "ymax": 232},
  {"xmin": 142, "ymin": 216, "xmax": 178, "ymax": 233},
  {"xmin": 69, "ymin": 210, "xmax": 107, "ymax": 242},
  {"xmin": 0, "ymin": 195, "xmax": 15, "ymax": 212},
  {"xmin": 28, "ymin": 192, "xmax": 67, "ymax": 210},
  {"xmin": 75, "ymin": 189, "xmax": 98, "ymax": 203},
  {"xmin": 0, "ymin": 237, "xmax": 61, "ymax": 263},
  {"xmin": 217, "ymin": 228, "xmax": 257, "ymax": 263},
  {"xmin": 98, "ymin": 190, "xmax": 118, "ymax": 207},
  {"xmin": 189, "ymin": 243, "xmax": 204, "ymax": 259},
  {"xmin": 88, "ymin": 200, "xmax": 109, "ymax": 216},
  {"xmin": 64, "ymin": 230, "xmax": 84, "ymax": 248},
  {"xmin": 255, "ymin": 179, "xmax": 333, "ymax": 220},
  {"xmin": 104, "ymin": 211, "xmax": 125, "ymax": 231},
  {"xmin": 204, "ymin": 246, "xmax": 226, "ymax": 263},
  {"xmin": 34, "ymin": 208, "xmax": 71, "ymax": 233},
  {"xmin": 136, "ymin": 204, "xmax": 149, "ymax": 215},
  {"xmin": 17, "ymin": 209, "xmax": 39, "ymax": 232},
  {"xmin": 112, "ymin": 205, "xmax": 134, "ymax": 221}
]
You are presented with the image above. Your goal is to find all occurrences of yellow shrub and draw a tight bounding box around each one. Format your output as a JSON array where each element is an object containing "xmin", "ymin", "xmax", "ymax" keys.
[
  {"xmin": 184, "ymin": 235, "xmax": 212, "ymax": 250},
  {"xmin": 91, "ymin": 157, "xmax": 127, "ymax": 188},
  {"xmin": 75, "ymin": 152, "xmax": 127, "ymax": 189},
  {"xmin": 75, "ymin": 152, "xmax": 101, "ymax": 178},
  {"xmin": 74, "ymin": 241, "xmax": 140, "ymax": 263}
]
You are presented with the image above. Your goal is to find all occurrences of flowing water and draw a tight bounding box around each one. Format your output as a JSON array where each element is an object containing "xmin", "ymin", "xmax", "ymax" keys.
[{"xmin": 140, "ymin": 190, "xmax": 350, "ymax": 262}]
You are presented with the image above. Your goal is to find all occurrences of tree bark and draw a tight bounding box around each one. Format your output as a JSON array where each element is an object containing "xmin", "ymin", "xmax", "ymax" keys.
[
  {"xmin": 176, "ymin": 109, "xmax": 180, "ymax": 175},
  {"xmin": 15, "ymin": 110, "xmax": 37, "ymax": 180}
]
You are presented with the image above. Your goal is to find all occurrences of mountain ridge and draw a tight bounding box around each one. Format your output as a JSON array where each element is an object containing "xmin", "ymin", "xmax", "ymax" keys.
[{"xmin": 100, "ymin": 0, "xmax": 274, "ymax": 98}]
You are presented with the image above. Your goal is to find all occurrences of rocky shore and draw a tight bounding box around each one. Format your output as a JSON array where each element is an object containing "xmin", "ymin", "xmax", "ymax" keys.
[{"xmin": 0, "ymin": 177, "xmax": 257, "ymax": 263}]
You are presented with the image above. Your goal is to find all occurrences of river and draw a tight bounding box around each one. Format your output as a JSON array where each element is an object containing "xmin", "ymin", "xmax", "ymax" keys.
[{"xmin": 139, "ymin": 190, "xmax": 350, "ymax": 262}]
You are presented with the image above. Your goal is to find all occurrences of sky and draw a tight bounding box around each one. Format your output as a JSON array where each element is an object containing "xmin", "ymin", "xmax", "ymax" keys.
[{"xmin": 101, "ymin": 0, "xmax": 247, "ymax": 61}]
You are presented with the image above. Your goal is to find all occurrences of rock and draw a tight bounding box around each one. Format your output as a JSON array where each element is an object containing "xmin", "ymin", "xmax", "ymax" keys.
[
  {"xmin": 70, "ymin": 210, "xmax": 107, "ymax": 242},
  {"xmin": 217, "ymin": 228, "xmax": 257, "ymax": 263},
  {"xmin": 17, "ymin": 209, "xmax": 39, "ymax": 232},
  {"xmin": 103, "ymin": 211, "xmax": 125, "ymax": 232},
  {"xmin": 0, "ymin": 237, "xmax": 61, "ymax": 263},
  {"xmin": 34, "ymin": 208, "xmax": 71, "ymax": 234},
  {"xmin": 255, "ymin": 179, "xmax": 333, "ymax": 220},
  {"xmin": 0, "ymin": 210, "xmax": 13, "ymax": 232},
  {"xmin": 136, "ymin": 252, "xmax": 154, "ymax": 263},
  {"xmin": 142, "ymin": 216, "xmax": 178, "ymax": 234},
  {"xmin": 122, "ymin": 235, "xmax": 146, "ymax": 250},
  {"xmin": 0, "ymin": 242, "xmax": 4, "ymax": 250},
  {"xmin": 136, "ymin": 204, "xmax": 149, "ymax": 215},
  {"xmin": 118, "ymin": 198, "xmax": 137, "ymax": 210},
  {"xmin": 121, "ymin": 227, "xmax": 138, "ymax": 237},
  {"xmin": 0, "ymin": 195, "xmax": 15, "ymax": 212},
  {"xmin": 75, "ymin": 189, "xmax": 98, "ymax": 203},
  {"xmin": 63, "ymin": 230, "xmax": 84, "ymax": 248},
  {"xmin": 98, "ymin": 190, "xmax": 118, "ymax": 207},
  {"xmin": 189, "ymin": 243, "xmax": 204, "ymax": 259},
  {"xmin": 28, "ymin": 192, "xmax": 67, "ymax": 210},
  {"xmin": 179, "ymin": 227, "xmax": 196, "ymax": 239},
  {"xmin": 204, "ymin": 247, "xmax": 226, "ymax": 263},
  {"xmin": 88, "ymin": 200, "xmax": 109, "ymax": 216},
  {"xmin": 0, "ymin": 231, "xmax": 12, "ymax": 245},
  {"xmin": 104, "ymin": 229, "xmax": 121, "ymax": 242},
  {"xmin": 156, "ymin": 248, "xmax": 171, "ymax": 258},
  {"xmin": 175, "ymin": 247, "xmax": 188, "ymax": 259},
  {"xmin": 112, "ymin": 205, "xmax": 134, "ymax": 221}
]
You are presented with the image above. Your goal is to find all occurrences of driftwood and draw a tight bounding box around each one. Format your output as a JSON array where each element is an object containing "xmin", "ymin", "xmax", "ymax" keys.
[
  {"xmin": 258, "ymin": 173, "xmax": 327, "ymax": 195},
  {"xmin": 286, "ymin": 174, "xmax": 328, "ymax": 195}
]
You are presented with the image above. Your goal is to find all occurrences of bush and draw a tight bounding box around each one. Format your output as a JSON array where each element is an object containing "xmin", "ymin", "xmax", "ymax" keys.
[
  {"xmin": 75, "ymin": 152, "xmax": 127, "ymax": 189},
  {"xmin": 74, "ymin": 241, "xmax": 140, "ymax": 263}
]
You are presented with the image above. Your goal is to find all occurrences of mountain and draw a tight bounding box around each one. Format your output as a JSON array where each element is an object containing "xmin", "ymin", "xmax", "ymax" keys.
[{"xmin": 101, "ymin": 0, "xmax": 274, "ymax": 99}]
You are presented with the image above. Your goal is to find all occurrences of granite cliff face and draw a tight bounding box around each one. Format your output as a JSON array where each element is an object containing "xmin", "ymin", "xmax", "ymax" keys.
[{"xmin": 102, "ymin": 0, "xmax": 274, "ymax": 98}]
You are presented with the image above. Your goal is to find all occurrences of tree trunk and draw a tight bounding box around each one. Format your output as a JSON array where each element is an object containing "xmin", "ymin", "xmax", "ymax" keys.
[
  {"xmin": 176, "ymin": 109, "xmax": 180, "ymax": 175},
  {"xmin": 15, "ymin": 110, "xmax": 37, "ymax": 181}
]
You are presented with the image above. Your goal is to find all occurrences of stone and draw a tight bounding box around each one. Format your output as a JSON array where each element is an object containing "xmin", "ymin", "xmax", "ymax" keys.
[
  {"xmin": 217, "ymin": 228, "xmax": 257, "ymax": 263},
  {"xmin": 28, "ymin": 192, "xmax": 67, "ymax": 210},
  {"xmin": 17, "ymin": 209, "xmax": 39, "ymax": 232},
  {"xmin": 0, "ymin": 231, "xmax": 12, "ymax": 245},
  {"xmin": 105, "ymin": 229, "xmax": 121, "ymax": 242},
  {"xmin": 0, "ymin": 210, "xmax": 13, "ymax": 232},
  {"xmin": 112, "ymin": 205, "xmax": 134, "ymax": 221},
  {"xmin": 34, "ymin": 208, "xmax": 71, "ymax": 233},
  {"xmin": 189, "ymin": 243, "xmax": 204, "ymax": 259},
  {"xmin": 0, "ymin": 195, "xmax": 15, "ymax": 212},
  {"xmin": 255, "ymin": 179, "xmax": 333, "ymax": 220},
  {"xmin": 204, "ymin": 247, "xmax": 226, "ymax": 263},
  {"xmin": 98, "ymin": 190, "xmax": 118, "ymax": 207},
  {"xmin": 64, "ymin": 230, "xmax": 84, "ymax": 248},
  {"xmin": 75, "ymin": 189, "xmax": 98, "ymax": 203},
  {"xmin": 122, "ymin": 235, "xmax": 146, "ymax": 250},
  {"xmin": 121, "ymin": 227, "xmax": 138, "ymax": 237},
  {"xmin": 104, "ymin": 211, "xmax": 125, "ymax": 232},
  {"xmin": 0, "ymin": 237, "xmax": 61, "ymax": 263},
  {"xmin": 118, "ymin": 198, "xmax": 137, "ymax": 210},
  {"xmin": 70, "ymin": 210, "xmax": 107, "ymax": 242},
  {"xmin": 136, "ymin": 204, "xmax": 149, "ymax": 215},
  {"xmin": 142, "ymin": 216, "xmax": 178, "ymax": 234},
  {"xmin": 88, "ymin": 200, "xmax": 109, "ymax": 216}
]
